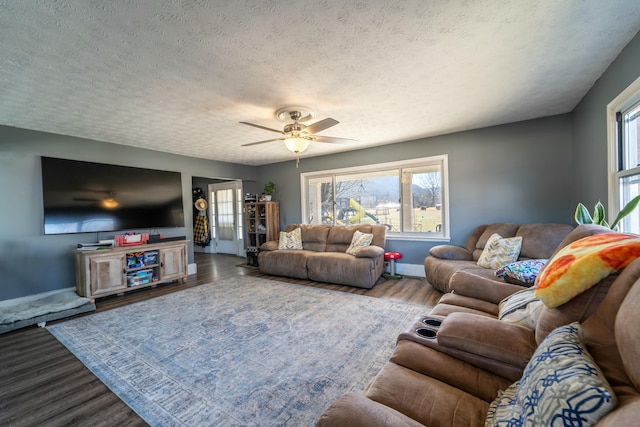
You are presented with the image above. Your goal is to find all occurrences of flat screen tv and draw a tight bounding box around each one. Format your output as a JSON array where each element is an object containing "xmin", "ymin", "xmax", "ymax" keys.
[{"xmin": 41, "ymin": 157, "xmax": 185, "ymax": 235}]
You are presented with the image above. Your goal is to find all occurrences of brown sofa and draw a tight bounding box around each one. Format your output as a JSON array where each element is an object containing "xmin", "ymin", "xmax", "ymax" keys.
[
  {"xmin": 317, "ymin": 224, "xmax": 640, "ymax": 426},
  {"xmin": 258, "ymin": 224, "xmax": 386, "ymax": 289},
  {"xmin": 424, "ymin": 222, "xmax": 574, "ymax": 293}
]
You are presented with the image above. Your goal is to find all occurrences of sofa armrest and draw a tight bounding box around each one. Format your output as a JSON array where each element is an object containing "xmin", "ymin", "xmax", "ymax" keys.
[
  {"xmin": 449, "ymin": 270, "xmax": 527, "ymax": 304},
  {"xmin": 317, "ymin": 392, "xmax": 424, "ymax": 427},
  {"xmin": 437, "ymin": 312, "xmax": 536, "ymax": 369},
  {"xmin": 429, "ymin": 245, "xmax": 473, "ymax": 260},
  {"xmin": 259, "ymin": 241, "xmax": 279, "ymax": 251},
  {"xmin": 355, "ymin": 245, "xmax": 384, "ymax": 259}
]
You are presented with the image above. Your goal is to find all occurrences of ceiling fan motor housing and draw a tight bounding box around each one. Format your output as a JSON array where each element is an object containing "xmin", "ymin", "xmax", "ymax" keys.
[{"xmin": 284, "ymin": 122, "xmax": 309, "ymax": 138}]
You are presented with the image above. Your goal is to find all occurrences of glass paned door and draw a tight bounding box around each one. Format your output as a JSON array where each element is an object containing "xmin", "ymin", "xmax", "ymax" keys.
[{"xmin": 208, "ymin": 181, "xmax": 243, "ymax": 255}]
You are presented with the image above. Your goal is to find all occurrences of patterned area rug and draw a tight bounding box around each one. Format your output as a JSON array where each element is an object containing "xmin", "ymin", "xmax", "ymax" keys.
[{"xmin": 48, "ymin": 276, "xmax": 428, "ymax": 426}]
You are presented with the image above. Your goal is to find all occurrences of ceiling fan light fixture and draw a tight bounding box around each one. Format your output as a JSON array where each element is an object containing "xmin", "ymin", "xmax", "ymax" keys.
[{"xmin": 284, "ymin": 137, "xmax": 310, "ymax": 154}]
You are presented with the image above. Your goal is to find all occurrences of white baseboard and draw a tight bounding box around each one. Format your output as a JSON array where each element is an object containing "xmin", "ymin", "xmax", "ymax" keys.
[
  {"xmin": 188, "ymin": 263, "xmax": 197, "ymax": 275},
  {"xmin": 395, "ymin": 263, "xmax": 425, "ymax": 278},
  {"xmin": 0, "ymin": 287, "xmax": 75, "ymax": 307}
]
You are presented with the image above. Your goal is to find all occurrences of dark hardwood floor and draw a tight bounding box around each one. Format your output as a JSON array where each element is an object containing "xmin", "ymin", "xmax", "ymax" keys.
[{"xmin": 0, "ymin": 253, "xmax": 441, "ymax": 427}]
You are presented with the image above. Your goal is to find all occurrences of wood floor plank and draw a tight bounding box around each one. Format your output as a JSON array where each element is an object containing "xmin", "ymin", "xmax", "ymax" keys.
[{"xmin": 0, "ymin": 252, "xmax": 441, "ymax": 426}]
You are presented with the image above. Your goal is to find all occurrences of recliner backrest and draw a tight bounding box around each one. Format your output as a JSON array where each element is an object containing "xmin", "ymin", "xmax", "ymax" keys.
[
  {"xmin": 582, "ymin": 258, "xmax": 640, "ymax": 426},
  {"xmin": 470, "ymin": 223, "xmax": 520, "ymax": 261}
]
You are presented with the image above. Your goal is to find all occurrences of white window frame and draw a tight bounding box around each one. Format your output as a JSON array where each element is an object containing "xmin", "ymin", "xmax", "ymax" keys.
[
  {"xmin": 607, "ymin": 75, "xmax": 640, "ymax": 231},
  {"xmin": 300, "ymin": 155, "xmax": 450, "ymax": 241}
]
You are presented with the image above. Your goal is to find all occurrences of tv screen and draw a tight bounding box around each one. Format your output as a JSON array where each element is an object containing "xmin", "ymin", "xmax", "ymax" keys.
[{"xmin": 41, "ymin": 157, "xmax": 185, "ymax": 235}]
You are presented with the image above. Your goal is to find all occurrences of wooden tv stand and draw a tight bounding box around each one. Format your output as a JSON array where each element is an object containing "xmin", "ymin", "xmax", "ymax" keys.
[{"xmin": 75, "ymin": 240, "xmax": 188, "ymax": 299}]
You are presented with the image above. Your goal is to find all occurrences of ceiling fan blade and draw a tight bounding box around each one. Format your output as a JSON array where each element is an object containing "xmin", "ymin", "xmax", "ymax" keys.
[
  {"xmin": 311, "ymin": 135, "xmax": 357, "ymax": 144},
  {"xmin": 305, "ymin": 118, "xmax": 339, "ymax": 135},
  {"xmin": 241, "ymin": 138, "xmax": 285, "ymax": 147},
  {"xmin": 239, "ymin": 122, "xmax": 284, "ymax": 134}
]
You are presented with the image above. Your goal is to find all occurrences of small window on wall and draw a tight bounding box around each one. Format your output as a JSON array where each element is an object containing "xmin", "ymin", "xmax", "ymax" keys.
[
  {"xmin": 609, "ymin": 76, "xmax": 640, "ymax": 234},
  {"xmin": 301, "ymin": 156, "xmax": 449, "ymax": 240}
]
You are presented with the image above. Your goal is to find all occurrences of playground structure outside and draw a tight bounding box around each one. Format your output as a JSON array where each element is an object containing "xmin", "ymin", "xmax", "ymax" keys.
[{"xmin": 325, "ymin": 198, "xmax": 441, "ymax": 233}]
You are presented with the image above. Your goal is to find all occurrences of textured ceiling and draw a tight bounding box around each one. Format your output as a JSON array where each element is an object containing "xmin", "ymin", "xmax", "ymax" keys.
[{"xmin": 1, "ymin": 1, "xmax": 640, "ymax": 166}]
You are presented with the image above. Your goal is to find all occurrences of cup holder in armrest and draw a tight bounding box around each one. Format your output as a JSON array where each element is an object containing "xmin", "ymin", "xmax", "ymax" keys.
[
  {"xmin": 422, "ymin": 318, "xmax": 442, "ymax": 328},
  {"xmin": 415, "ymin": 328, "xmax": 437, "ymax": 339}
]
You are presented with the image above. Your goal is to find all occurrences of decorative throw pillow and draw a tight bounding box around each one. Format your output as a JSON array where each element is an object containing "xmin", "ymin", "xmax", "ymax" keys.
[
  {"xmin": 345, "ymin": 230, "xmax": 374, "ymax": 255},
  {"xmin": 497, "ymin": 288, "xmax": 544, "ymax": 330},
  {"xmin": 535, "ymin": 232, "xmax": 640, "ymax": 308},
  {"xmin": 495, "ymin": 259, "xmax": 548, "ymax": 285},
  {"xmin": 485, "ymin": 322, "xmax": 616, "ymax": 427},
  {"xmin": 477, "ymin": 233, "xmax": 523, "ymax": 269},
  {"xmin": 277, "ymin": 227, "xmax": 303, "ymax": 250}
]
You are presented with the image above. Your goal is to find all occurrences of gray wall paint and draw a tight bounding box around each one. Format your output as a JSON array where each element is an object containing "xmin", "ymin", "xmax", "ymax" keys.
[
  {"xmin": 0, "ymin": 126, "xmax": 256, "ymax": 301},
  {"xmin": 257, "ymin": 115, "xmax": 574, "ymax": 266},
  {"xmin": 572, "ymin": 31, "xmax": 640, "ymax": 209}
]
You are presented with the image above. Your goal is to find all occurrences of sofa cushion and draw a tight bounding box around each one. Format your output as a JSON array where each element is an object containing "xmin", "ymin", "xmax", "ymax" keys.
[
  {"xmin": 317, "ymin": 392, "xmax": 425, "ymax": 427},
  {"xmin": 430, "ymin": 244, "xmax": 473, "ymax": 260},
  {"xmin": 535, "ymin": 232, "xmax": 640, "ymax": 308},
  {"xmin": 277, "ymin": 227, "xmax": 302, "ymax": 250},
  {"xmin": 535, "ymin": 272, "xmax": 618, "ymax": 344},
  {"xmin": 257, "ymin": 249, "xmax": 313, "ymax": 279},
  {"xmin": 346, "ymin": 230, "xmax": 373, "ymax": 255},
  {"xmin": 439, "ymin": 293, "xmax": 500, "ymax": 316},
  {"xmin": 477, "ymin": 234, "xmax": 523, "ymax": 269},
  {"xmin": 437, "ymin": 313, "xmax": 536, "ymax": 368},
  {"xmin": 515, "ymin": 223, "xmax": 573, "ymax": 259},
  {"xmin": 498, "ymin": 288, "xmax": 543, "ymax": 330},
  {"xmin": 485, "ymin": 322, "xmax": 616, "ymax": 427},
  {"xmin": 306, "ymin": 252, "xmax": 381, "ymax": 289},
  {"xmin": 495, "ymin": 259, "xmax": 547, "ymax": 285},
  {"xmin": 285, "ymin": 224, "xmax": 331, "ymax": 252},
  {"xmin": 365, "ymin": 362, "xmax": 490, "ymax": 427},
  {"xmin": 473, "ymin": 223, "xmax": 520, "ymax": 260}
]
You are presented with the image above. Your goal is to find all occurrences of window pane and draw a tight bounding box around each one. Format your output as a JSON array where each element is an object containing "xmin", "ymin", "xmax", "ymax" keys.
[
  {"xmin": 216, "ymin": 188, "xmax": 234, "ymax": 241},
  {"xmin": 307, "ymin": 175, "xmax": 333, "ymax": 224},
  {"xmin": 619, "ymin": 173, "xmax": 640, "ymax": 234},
  {"xmin": 623, "ymin": 102, "xmax": 640, "ymax": 170},
  {"xmin": 334, "ymin": 171, "xmax": 398, "ymax": 229},
  {"xmin": 237, "ymin": 188, "xmax": 243, "ymax": 240},
  {"xmin": 403, "ymin": 166, "xmax": 443, "ymax": 233},
  {"xmin": 209, "ymin": 192, "xmax": 217, "ymax": 239}
]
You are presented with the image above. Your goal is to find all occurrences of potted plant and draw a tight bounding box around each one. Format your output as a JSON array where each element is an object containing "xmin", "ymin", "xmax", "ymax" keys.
[
  {"xmin": 263, "ymin": 181, "xmax": 276, "ymax": 201},
  {"xmin": 574, "ymin": 195, "xmax": 640, "ymax": 230}
]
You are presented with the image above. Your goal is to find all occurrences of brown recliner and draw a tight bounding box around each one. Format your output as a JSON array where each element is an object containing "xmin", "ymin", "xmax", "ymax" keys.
[
  {"xmin": 317, "ymin": 257, "xmax": 640, "ymax": 427},
  {"xmin": 430, "ymin": 223, "xmax": 613, "ymax": 320},
  {"xmin": 424, "ymin": 222, "xmax": 574, "ymax": 293}
]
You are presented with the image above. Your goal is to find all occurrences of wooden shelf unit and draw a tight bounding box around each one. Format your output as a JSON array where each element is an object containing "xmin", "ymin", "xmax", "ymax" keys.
[
  {"xmin": 244, "ymin": 201, "xmax": 279, "ymax": 248},
  {"xmin": 75, "ymin": 240, "xmax": 188, "ymax": 299}
]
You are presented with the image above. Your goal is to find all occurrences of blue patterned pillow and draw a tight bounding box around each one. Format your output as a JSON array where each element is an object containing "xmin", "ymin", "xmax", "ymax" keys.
[
  {"xmin": 485, "ymin": 322, "xmax": 616, "ymax": 427},
  {"xmin": 495, "ymin": 259, "xmax": 548, "ymax": 285}
]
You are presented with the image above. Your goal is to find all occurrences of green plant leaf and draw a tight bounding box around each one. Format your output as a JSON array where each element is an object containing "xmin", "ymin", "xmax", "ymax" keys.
[
  {"xmin": 593, "ymin": 202, "xmax": 606, "ymax": 225},
  {"xmin": 611, "ymin": 195, "xmax": 640, "ymax": 230},
  {"xmin": 574, "ymin": 203, "xmax": 593, "ymax": 225}
]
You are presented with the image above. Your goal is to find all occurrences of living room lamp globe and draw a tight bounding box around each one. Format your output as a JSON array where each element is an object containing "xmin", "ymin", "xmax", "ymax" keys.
[{"xmin": 284, "ymin": 137, "xmax": 310, "ymax": 154}]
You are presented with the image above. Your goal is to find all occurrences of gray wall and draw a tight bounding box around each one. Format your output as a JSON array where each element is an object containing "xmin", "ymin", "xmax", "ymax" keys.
[
  {"xmin": 257, "ymin": 114, "xmax": 574, "ymax": 266},
  {"xmin": 0, "ymin": 126, "xmax": 256, "ymax": 301},
  {"xmin": 572, "ymin": 31, "xmax": 640, "ymax": 209}
]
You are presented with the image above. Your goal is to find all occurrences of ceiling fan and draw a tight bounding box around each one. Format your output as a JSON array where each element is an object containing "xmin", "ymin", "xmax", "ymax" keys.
[{"xmin": 240, "ymin": 106, "xmax": 355, "ymax": 160}]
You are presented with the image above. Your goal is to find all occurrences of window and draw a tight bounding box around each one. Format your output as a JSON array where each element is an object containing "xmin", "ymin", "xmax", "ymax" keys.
[
  {"xmin": 301, "ymin": 156, "xmax": 449, "ymax": 239},
  {"xmin": 608, "ymin": 76, "xmax": 640, "ymax": 234}
]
